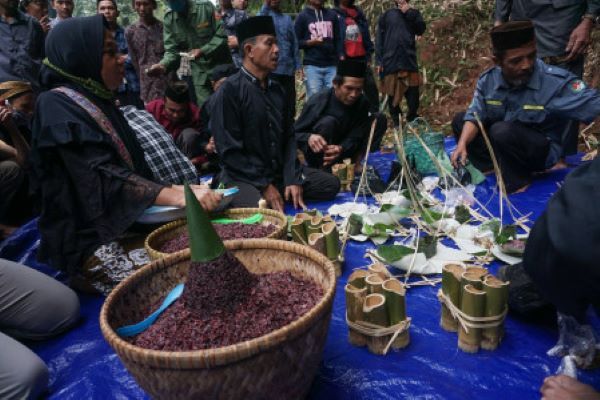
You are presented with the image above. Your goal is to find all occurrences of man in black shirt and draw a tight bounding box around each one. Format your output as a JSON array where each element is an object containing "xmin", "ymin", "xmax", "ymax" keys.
[
  {"xmin": 294, "ymin": 59, "xmax": 386, "ymax": 172},
  {"xmin": 210, "ymin": 16, "xmax": 340, "ymax": 211}
]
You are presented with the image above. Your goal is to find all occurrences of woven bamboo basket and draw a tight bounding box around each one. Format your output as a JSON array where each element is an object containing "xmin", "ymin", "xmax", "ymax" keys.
[
  {"xmin": 100, "ymin": 239, "xmax": 336, "ymax": 400},
  {"xmin": 145, "ymin": 208, "xmax": 287, "ymax": 260}
]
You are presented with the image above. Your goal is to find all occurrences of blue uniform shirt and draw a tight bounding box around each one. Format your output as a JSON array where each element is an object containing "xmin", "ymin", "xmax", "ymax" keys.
[{"xmin": 465, "ymin": 59, "xmax": 600, "ymax": 165}]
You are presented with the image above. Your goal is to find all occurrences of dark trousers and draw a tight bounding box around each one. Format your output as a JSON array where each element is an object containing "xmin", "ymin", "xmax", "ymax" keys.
[
  {"xmin": 452, "ymin": 112, "xmax": 550, "ymax": 192},
  {"xmin": 363, "ymin": 68, "xmax": 380, "ymax": 114},
  {"xmin": 305, "ymin": 113, "xmax": 387, "ymax": 169},
  {"xmin": 226, "ymin": 167, "xmax": 341, "ymax": 208},
  {"xmin": 545, "ymin": 56, "xmax": 584, "ymax": 157},
  {"xmin": 0, "ymin": 160, "xmax": 31, "ymax": 225},
  {"xmin": 388, "ymin": 86, "xmax": 419, "ymax": 127},
  {"xmin": 271, "ymin": 73, "xmax": 297, "ymax": 120}
]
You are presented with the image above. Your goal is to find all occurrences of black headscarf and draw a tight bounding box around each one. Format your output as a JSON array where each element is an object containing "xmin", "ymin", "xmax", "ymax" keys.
[{"xmin": 39, "ymin": 15, "xmax": 153, "ymax": 178}]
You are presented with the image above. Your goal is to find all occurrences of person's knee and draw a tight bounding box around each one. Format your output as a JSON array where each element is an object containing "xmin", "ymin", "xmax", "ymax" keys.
[
  {"xmin": 489, "ymin": 121, "xmax": 515, "ymax": 145},
  {"xmin": 323, "ymin": 173, "xmax": 341, "ymax": 199},
  {"xmin": 0, "ymin": 160, "xmax": 24, "ymax": 187},
  {"xmin": 179, "ymin": 128, "xmax": 201, "ymax": 144},
  {"xmin": 6, "ymin": 353, "xmax": 49, "ymax": 400},
  {"xmin": 313, "ymin": 116, "xmax": 338, "ymax": 137}
]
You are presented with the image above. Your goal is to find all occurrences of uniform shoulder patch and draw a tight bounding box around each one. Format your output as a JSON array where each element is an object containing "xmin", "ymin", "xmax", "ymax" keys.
[{"xmin": 569, "ymin": 79, "xmax": 586, "ymax": 93}]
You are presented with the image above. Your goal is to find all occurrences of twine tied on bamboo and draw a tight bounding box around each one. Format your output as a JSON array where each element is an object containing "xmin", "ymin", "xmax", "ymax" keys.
[
  {"xmin": 436, "ymin": 289, "xmax": 507, "ymax": 333},
  {"xmin": 345, "ymin": 313, "xmax": 412, "ymax": 356}
]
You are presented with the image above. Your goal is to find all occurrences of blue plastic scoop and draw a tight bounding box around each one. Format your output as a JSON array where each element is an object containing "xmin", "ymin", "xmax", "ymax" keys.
[{"xmin": 116, "ymin": 283, "xmax": 184, "ymax": 337}]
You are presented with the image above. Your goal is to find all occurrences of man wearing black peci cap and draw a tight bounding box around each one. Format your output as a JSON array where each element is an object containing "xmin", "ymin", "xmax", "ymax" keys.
[
  {"xmin": 451, "ymin": 21, "xmax": 600, "ymax": 193},
  {"xmin": 294, "ymin": 59, "xmax": 387, "ymax": 172},
  {"xmin": 210, "ymin": 16, "xmax": 340, "ymax": 212}
]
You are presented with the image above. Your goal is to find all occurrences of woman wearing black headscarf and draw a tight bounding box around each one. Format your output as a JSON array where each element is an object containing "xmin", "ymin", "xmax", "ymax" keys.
[{"xmin": 30, "ymin": 15, "xmax": 221, "ymax": 293}]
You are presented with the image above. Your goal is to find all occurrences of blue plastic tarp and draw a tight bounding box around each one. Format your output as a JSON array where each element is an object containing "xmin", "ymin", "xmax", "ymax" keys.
[{"xmin": 1, "ymin": 140, "xmax": 598, "ymax": 399}]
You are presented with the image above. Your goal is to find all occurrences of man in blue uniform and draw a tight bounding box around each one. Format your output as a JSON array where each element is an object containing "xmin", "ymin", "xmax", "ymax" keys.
[{"xmin": 451, "ymin": 21, "xmax": 600, "ymax": 193}]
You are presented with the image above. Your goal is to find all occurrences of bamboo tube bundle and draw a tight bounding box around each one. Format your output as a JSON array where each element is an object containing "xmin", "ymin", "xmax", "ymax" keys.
[
  {"xmin": 363, "ymin": 294, "xmax": 390, "ymax": 355},
  {"xmin": 368, "ymin": 263, "xmax": 391, "ymax": 280},
  {"xmin": 365, "ymin": 274, "xmax": 384, "ymax": 295},
  {"xmin": 440, "ymin": 263, "xmax": 465, "ymax": 332},
  {"xmin": 481, "ymin": 276, "xmax": 509, "ymax": 350},
  {"xmin": 382, "ymin": 279, "xmax": 410, "ymax": 349},
  {"xmin": 345, "ymin": 284, "xmax": 368, "ymax": 346},
  {"xmin": 458, "ymin": 284, "xmax": 487, "ymax": 353},
  {"xmin": 348, "ymin": 269, "xmax": 369, "ymax": 289},
  {"xmin": 308, "ymin": 233, "xmax": 326, "ymax": 255}
]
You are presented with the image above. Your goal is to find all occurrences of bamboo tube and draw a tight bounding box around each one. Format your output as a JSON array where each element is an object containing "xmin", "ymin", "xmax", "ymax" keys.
[
  {"xmin": 304, "ymin": 209, "xmax": 318, "ymax": 217},
  {"xmin": 365, "ymin": 274, "xmax": 384, "ymax": 295},
  {"xmin": 321, "ymin": 215, "xmax": 334, "ymax": 224},
  {"xmin": 382, "ymin": 279, "xmax": 410, "ymax": 349},
  {"xmin": 458, "ymin": 284, "xmax": 487, "ymax": 353},
  {"xmin": 307, "ymin": 215, "xmax": 323, "ymax": 236},
  {"xmin": 440, "ymin": 263, "xmax": 465, "ymax": 332},
  {"xmin": 481, "ymin": 276, "xmax": 509, "ymax": 350},
  {"xmin": 460, "ymin": 270, "xmax": 487, "ymax": 291},
  {"xmin": 308, "ymin": 232, "xmax": 326, "ymax": 256},
  {"xmin": 348, "ymin": 214, "xmax": 363, "ymax": 235},
  {"xmin": 348, "ymin": 269, "xmax": 369, "ymax": 289},
  {"xmin": 322, "ymin": 222, "xmax": 339, "ymax": 261},
  {"xmin": 345, "ymin": 284, "xmax": 368, "ymax": 346},
  {"xmin": 337, "ymin": 163, "xmax": 348, "ymax": 182},
  {"xmin": 368, "ymin": 263, "xmax": 391, "ymax": 280},
  {"xmin": 465, "ymin": 266, "xmax": 489, "ymax": 276},
  {"xmin": 363, "ymin": 294, "xmax": 389, "ymax": 355},
  {"xmin": 290, "ymin": 216, "xmax": 307, "ymax": 244}
]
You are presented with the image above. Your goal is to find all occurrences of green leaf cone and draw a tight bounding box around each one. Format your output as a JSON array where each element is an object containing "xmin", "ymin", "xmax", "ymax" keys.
[{"xmin": 184, "ymin": 183, "xmax": 225, "ymax": 262}]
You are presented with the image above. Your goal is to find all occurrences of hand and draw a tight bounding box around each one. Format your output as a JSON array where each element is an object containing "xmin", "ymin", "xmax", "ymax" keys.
[
  {"xmin": 493, "ymin": 20, "xmax": 503, "ymax": 27},
  {"xmin": 285, "ymin": 185, "xmax": 306, "ymax": 210},
  {"xmin": 308, "ymin": 134, "xmax": 327, "ymax": 153},
  {"xmin": 192, "ymin": 186, "xmax": 223, "ymax": 211},
  {"xmin": 0, "ymin": 106, "xmax": 12, "ymax": 126},
  {"xmin": 564, "ymin": 19, "xmax": 592, "ymax": 62},
  {"xmin": 307, "ymin": 37, "xmax": 324, "ymax": 46},
  {"xmin": 262, "ymin": 184, "xmax": 284, "ymax": 212},
  {"xmin": 227, "ymin": 35, "xmax": 239, "ymax": 49},
  {"xmin": 323, "ymin": 144, "xmax": 342, "ymax": 166},
  {"xmin": 39, "ymin": 15, "xmax": 51, "ymax": 34},
  {"xmin": 540, "ymin": 375, "xmax": 600, "ymax": 400},
  {"xmin": 189, "ymin": 48, "xmax": 202, "ymax": 59},
  {"xmin": 146, "ymin": 63, "xmax": 166, "ymax": 77},
  {"xmin": 205, "ymin": 137, "xmax": 216, "ymax": 154},
  {"xmin": 451, "ymin": 145, "xmax": 468, "ymax": 168}
]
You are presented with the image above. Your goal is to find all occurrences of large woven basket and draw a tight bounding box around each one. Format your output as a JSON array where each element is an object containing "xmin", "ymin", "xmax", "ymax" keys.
[
  {"xmin": 100, "ymin": 239, "xmax": 336, "ymax": 400},
  {"xmin": 145, "ymin": 208, "xmax": 287, "ymax": 260}
]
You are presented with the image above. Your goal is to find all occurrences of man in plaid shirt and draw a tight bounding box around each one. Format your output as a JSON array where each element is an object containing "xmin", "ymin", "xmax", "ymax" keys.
[{"xmin": 120, "ymin": 105, "xmax": 197, "ymax": 185}]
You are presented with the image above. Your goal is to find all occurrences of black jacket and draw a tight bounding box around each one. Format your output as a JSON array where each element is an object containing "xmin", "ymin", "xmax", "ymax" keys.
[
  {"xmin": 210, "ymin": 68, "xmax": 302, "ymax": 189},
  {"xmin": 294, "ymin": 88, "xmax": 370, "ymax": 160},
  {"xmin": 376, "ymin": 8, "xmax": 426, "ymax": 74}
]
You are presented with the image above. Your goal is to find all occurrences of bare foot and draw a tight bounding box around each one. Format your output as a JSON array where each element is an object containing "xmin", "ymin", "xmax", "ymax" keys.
[
  {"xmin": 541, "ymin": 375, "xmax": 600, "ymax": 400},
  {"xmin": 512, "ymin": 184, "xmax": 530, "ymax": 194},
  {"xmin": 547, "ymin": 160, "xmax": 568, "ymax": 172},
  {"xmin": 0, "ymin": 224, "xmax": 17, "ymax": 240}
]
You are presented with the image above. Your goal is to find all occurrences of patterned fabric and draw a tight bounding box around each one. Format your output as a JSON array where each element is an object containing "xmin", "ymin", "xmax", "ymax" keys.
[
  {"xmin": 120, "ymin": 105, "xmax": 197, "ymax": 185},
  {"xmin": 52, "ymin": 86, "xmax": 134, "ymax": 168},
  {"xmin": 114, "ymin": 26, "xmax": 141, "ymax": 94},
  {"xmin": 81, "ymin": 235, "xmax": 150, "ymax": 295},
  {"xmin": 125, "ymin": 20, "xmax": 168, "ymax": 103}
]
